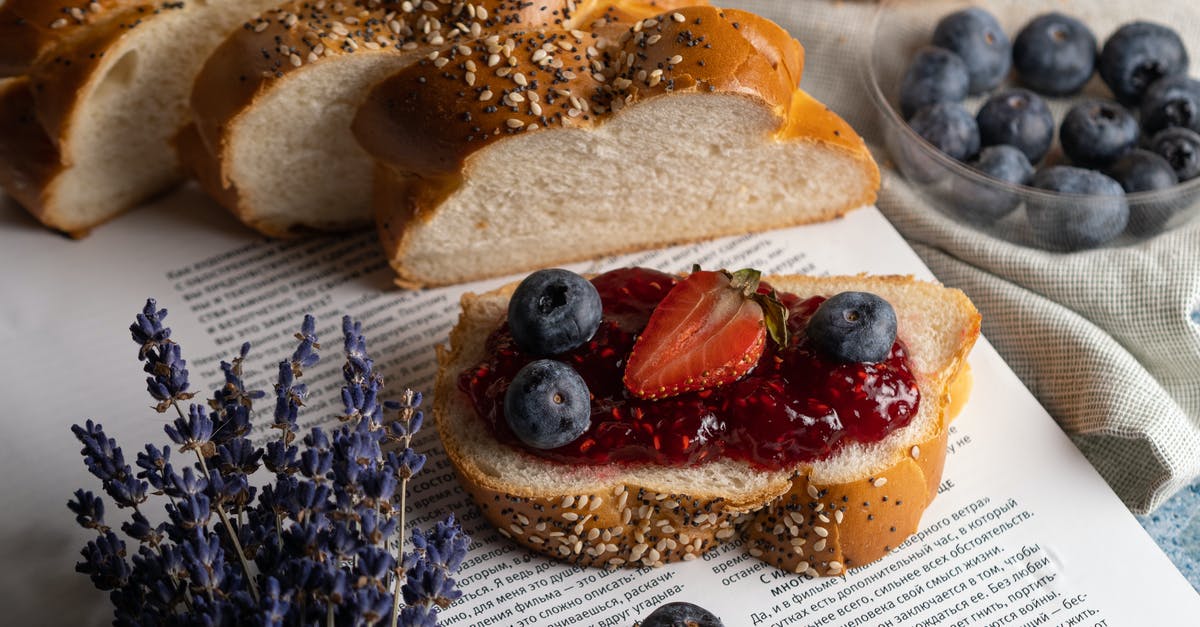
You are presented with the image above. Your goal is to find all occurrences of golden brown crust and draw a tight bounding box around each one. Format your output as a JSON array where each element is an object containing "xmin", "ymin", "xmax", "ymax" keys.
[
  {"xmin": 435, "ymin": 273, "xmax": 981, "ymax": 574},
  {"xmin": 354, "ymin": 6, "xmax": 801, "ymax": 176},
  {"xmin": 0, "ymin": 77, "xmax": 66, "ymax": 231},
  {"xmin": 0, "ymin": 0, "xmax": 141, "ymax": 77}
]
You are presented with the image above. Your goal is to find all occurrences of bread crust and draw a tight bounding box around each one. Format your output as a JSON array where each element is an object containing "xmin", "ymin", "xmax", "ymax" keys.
[
  {"xmin": 0, "ymin": 0, "xmax": 141, "ymax": 77},
  {"xmin": 435, "ymin": 273, "xmax": 980, "ymax": 574}
]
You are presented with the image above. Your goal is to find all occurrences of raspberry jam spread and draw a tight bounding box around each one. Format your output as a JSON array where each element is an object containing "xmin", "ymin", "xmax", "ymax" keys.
[{"xmin": 459, "ymin": 268, "xmax": 920, "ymax": 469}]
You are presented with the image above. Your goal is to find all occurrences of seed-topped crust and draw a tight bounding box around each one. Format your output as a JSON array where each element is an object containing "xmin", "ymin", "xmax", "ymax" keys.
[
  {"xmin": 354, "ymin": 6, "xmax": 802, "ymax": 176},
  {"xmin": 0, "ymin": 0, "xmax": 141, "ymax": 77}
]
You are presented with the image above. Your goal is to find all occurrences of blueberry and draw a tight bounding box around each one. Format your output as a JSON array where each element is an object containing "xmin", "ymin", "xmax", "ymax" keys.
[
  {"xmin": 932, "ymin": 8, "xmax": 1012, "ymax": 94},
  {"xmin": 807, "ymin": 292, "xmax": 897, "ymax": 364},
  {"xmin": 1106, "ymin": 149, "xmax": 1179, "ymax": 193},
  {"xmin": 1027, "ymin": 166, "xmax": 1129, "ymax": 250},
  {"xmin": 507, "ymin": 269, "xmax": 602, "ymax": 356},
  {"xmin": 639, "ymin": 602, "xmax": 724, "ymax": 627},
  {"xmin": 1141, "ymin": 76, "xmax": 1200, "ymax": 136},
  {"xmin": 951, "ymin": 145, "xmax": 1034, "ymax": 225},
  {"xmin": 1013, "ymin": 13, "xmax": 1097, "ymax": 96},
  {"xmin": 898, "ymin": 46, "xmax": 970, "ymax": 118},
  {"xmin": 1099, "ymin": 22, "xmax": 1189, "ymax": 105},
  {"xmin": 908, "ymin": 102, "xmax": 980, "ymax": 161},
  {"xmin": 976, "ymin": 88, "xmax": 1055, "ymax": 163},
  {"xmin": 1150, "ymin": 127, "xmax": 1200, "ymax": 181},
  {"xmin": 1106, "ymin": 150, "xmax": 1182, "ymax": 236},
  {"xmin": 1059, "ymin": 100, "xmax": 1139, "ymax": 168},
  {"xmin": 503, "ymin": 360, "xmax": 591, "ymax": 449}
]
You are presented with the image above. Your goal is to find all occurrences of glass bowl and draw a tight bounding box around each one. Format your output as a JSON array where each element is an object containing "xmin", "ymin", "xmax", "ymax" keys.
[{"xmin": 864, "ymin": 0, "xmax": 1200, "ymax": 251}]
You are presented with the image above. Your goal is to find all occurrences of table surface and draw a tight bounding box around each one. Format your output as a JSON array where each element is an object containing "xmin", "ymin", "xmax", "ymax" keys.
[{"xmin": 1140, "ymin": 473, "xmax": 1200, "ymax": 592}]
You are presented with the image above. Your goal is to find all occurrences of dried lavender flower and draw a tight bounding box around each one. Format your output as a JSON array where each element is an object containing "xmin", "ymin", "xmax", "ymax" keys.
[{"xmin": 70, "ymin": 304, "xmax": 469, "ymax": 625}]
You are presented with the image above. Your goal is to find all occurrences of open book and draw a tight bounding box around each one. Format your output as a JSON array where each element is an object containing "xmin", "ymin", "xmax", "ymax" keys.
[{"xmin": 0, "ymin": 188, "xmax": 1194, "ymax": 624}]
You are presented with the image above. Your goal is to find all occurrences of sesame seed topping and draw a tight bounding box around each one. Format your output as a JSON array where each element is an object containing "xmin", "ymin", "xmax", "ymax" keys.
[
  {"xmin": 669, "ymin": 54, "xmax": 683, "ymax": 65},
  {"xmin": 673, "ymin": 12, "xmax": 687, "ymax": 23},
  {"xmin": 834, "ymin": 510, "xmax": 845, "ymax": 524},
  {"xmin": 911, "ymin": 446, "xmax": 921, "ymax": 459},
  {"xmin": 479, "ymin": 90, "xmax": 493, "ymax": 101},
  {"xmin": 813, "ymin": 526, "xmax": 829, "ymax": 538},
  {"xmin": 813, "ymin": 538, "xmax": 827, "ymax": 552},
  {"xmin": 873, "ymin": 477, "xmax": 888, "ymax": 487}
]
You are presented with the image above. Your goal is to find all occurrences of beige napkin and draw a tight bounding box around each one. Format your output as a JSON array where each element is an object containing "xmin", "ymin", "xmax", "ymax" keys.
[{"xmin": 725, "ymin": 0, "xmax": 1200, "ymax": 513}]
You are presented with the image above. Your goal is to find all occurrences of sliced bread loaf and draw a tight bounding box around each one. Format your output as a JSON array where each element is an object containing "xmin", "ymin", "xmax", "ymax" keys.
[
  {"xmin": 434, "ymin": 272, "xmax": 980, "ymax": 574},
  {"xmin": 181, "ymin": 0, "xmax": 702, "ymax": 237},
  {"xmin": 0, "ymin": 0, "xmax": 280, "ymax": 236},
  {"xmin": 355, "ymin": 6, "xmax": 880, "ymax": 288}
]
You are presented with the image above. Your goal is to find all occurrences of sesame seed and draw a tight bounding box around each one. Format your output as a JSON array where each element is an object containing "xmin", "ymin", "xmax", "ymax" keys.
[
  {"xmin": 528, "ymin": 536, "xmax": 544, "ymax": 544},
  {"xmin": 507, "ymin": 92, "xmax": 525, "ymax": 103},
  {"xmin": 793, "ymin": 560, "xmax": 810, "ymax": 574},
  {"xmin": 813, "ymin": 538, "xmax": 827, "ymax": 551},
  {"xmin": 465, "ymin": 71, "xmax": 476, "ymax": 86},
  {"xmin": 509, "ymin": 524, "xmax": 523, "ymax": 535},
  {"xmin": 589, "ymin": 496, "xmax": 603, "ymax": 510},
  {"xmin": 516, "ymin": 514, "xmax": 529, "ymax": 525},
  {"xmin": 828, "ymin": 561, "xmax": 844, "ymax": 574},
  {"xmin": 253, "ymin": 20, "xmax": 270, "ymax": 33},
  {"xmin": 807, "ymin": 485, "xmax": 821, "ymax": 499},
  {"xmin": 669, "ymin": 54, "xmax": 683, "ymax": 65},
  {"xmin": 673, "ymin": 12, "xmax": 687, "ymax": 22},
  {"xmin": 479, "ymin": 90, "xmax": 493, "ymax": 101},
  {"xmin": 873, "ymin": 477, "xmax": 888, "ymax": 488},
  {"xmin": 531, "ymin": 49, "xmax": 548, "ymax": 63},
  {"xmin": 813, "ymin": 526, "xmax": 829, "ymax": 538},
  {"xmin": 487, "ymin": 53, "xmax": 501, "ymax": 67},
  {"xmin": 434, "ymin": 57, "xmax": 449, "ymax": 68},
  {"xmin": 749, "ymin": 548, "xmax": 763, "ymax": 557},
  {"xmin": 571, "ymin": 29, "xmax": 588, "ymax": 40},
  {"xmin": 834, "ymin": 510, "xmax": 845, "ymax": 524},
  {"xmin": 911, "ymin": 446, "xmax": 921, "ymax": 459},
  {"xmin": 421, "ymin": 1, "xmax": 437, "ymax": 11},
  {"xmin": 513, "ymin": 72, "xmax": 528, "ymax": 86},
  {"xmin": 332, "ymin": 22, "xmax": 349, "ymax": 36},
  {"xmin": 465, "ymin": 60, "xmax": 477, "ymax": 72},
  {"xmin": 289, "ymin": 53, "xmax": 302, "ymax": 67},
  {"xmin": 561, "ymin": 510, "xmax": 578, "ymax": 520}
]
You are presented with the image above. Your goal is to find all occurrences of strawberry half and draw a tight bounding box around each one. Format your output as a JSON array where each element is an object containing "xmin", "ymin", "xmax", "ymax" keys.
[{"xmin": 623, "ymin": 268, "xmax": 788, "ymax": 400}]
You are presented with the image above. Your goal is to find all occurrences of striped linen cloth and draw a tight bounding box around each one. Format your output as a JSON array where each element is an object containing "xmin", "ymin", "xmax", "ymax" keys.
[{"xmin": 727, "ymin": 0, "xmax": 1200, "ymax": 513}]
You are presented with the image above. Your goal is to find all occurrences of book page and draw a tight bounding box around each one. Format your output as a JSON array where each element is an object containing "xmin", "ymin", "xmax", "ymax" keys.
[{"xmin": 0, "ymin": 188, "xmax": 1194, "ymax": 625}]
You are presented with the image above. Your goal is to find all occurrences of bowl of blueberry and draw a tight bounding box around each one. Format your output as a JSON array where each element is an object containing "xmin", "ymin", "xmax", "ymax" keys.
[{"xmin": 865, "ymin": 0, "xmax": 1200, "ymax": 251}]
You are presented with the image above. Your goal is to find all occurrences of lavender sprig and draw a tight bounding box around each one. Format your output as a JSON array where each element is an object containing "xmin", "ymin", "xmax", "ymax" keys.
[{"xmin": 71, "ymin": 302, "xmax": 469, "ymax": 625}]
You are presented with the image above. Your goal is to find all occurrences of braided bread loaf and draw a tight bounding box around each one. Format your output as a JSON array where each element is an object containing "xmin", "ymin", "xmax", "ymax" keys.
[{"xmin": 354, "ymin": 5, "xmax": 880, "ymax": 287}]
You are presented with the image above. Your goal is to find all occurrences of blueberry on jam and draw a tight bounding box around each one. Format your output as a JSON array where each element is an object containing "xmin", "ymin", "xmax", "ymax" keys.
[{"xmin": 460, "ymin": 268, "xmax": 920, "ymax": 469}]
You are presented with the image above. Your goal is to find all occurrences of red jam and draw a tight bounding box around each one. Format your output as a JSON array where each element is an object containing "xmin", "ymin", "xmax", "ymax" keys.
[{"xmin": 459, "ymin": 268, "xmax": 920, "ymax": 470}]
